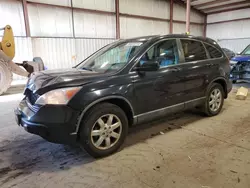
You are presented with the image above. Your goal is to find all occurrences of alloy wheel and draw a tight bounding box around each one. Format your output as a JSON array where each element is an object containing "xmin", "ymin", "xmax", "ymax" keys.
[
  {"xmin": 91, "ymin": 114, "xmax": 122, "ymax": 150},
  {"xmin": 209, "ymin": 88, "xmax": 222, "ymax": 112}
]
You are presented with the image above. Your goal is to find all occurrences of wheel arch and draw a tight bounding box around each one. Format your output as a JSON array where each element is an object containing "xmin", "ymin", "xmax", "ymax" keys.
[
  {"xmin": 208, "ymin": 77, "xmax": 228, "ymax": 98},
  {"xmin": 75, "ymin": 96, "xmax": 135, "ymax": 135}
]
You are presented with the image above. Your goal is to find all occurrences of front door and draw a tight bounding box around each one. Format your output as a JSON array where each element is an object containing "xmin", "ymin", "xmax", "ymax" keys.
[{"xmin": 131, "ymin": 39, "xmax": 186, "ymax": 122}]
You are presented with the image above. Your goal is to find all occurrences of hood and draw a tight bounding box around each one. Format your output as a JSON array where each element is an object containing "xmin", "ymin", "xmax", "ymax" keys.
[
  {"xmin": 27, "ymin": 68, "xmax": 106, "ymax": 95},
  {"xmin": 231, "ymin": 55, "xmax": 250, "ymax": 62}
]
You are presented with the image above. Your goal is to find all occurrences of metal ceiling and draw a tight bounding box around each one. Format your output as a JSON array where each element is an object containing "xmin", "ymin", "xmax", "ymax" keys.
[{"xmin": 181, "ymin": 0, "xmax": 250, "ymax": 14}]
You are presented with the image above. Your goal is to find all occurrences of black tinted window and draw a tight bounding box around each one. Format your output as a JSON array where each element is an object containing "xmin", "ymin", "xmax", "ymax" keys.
[
  {"xmin": 205, "ymin": 44, "xmax": 223, "ymax": 58},
  {"xmin": 140, "ymin": 39, "xmax": 179, "ymax": 68},
  {"xmin": 181, "ymin": 39, "xmax": 207, "ymax": 62}
]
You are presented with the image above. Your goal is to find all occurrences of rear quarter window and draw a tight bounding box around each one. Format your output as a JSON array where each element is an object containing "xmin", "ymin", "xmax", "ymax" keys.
[{"xmin": 204, "ymin": 44, "xmax": 223, "ymax": 59}]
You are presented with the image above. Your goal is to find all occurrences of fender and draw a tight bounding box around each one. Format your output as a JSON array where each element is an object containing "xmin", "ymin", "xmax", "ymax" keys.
[
  {"xmin": 72, "ymin": 95, "xmax": 135, "ymax": 135},
  {"xmin": 206, "ymin": 77, "xmax": 228, "ymax": 98}
]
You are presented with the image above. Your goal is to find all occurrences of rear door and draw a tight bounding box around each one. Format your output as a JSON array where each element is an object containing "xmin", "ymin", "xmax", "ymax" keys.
[
  {"xmin": 203, "ymin": 43, "xmax": 226, "ymax": 80},
  {"xmin": 177, "ymin": 39, "xmax": 212, "ymax": 104}
]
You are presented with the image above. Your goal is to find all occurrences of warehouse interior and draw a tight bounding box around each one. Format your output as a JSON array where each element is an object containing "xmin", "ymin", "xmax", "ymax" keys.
[{"xmin": 1, "ymin": 0, "xmax": 250, "ymax": 187}]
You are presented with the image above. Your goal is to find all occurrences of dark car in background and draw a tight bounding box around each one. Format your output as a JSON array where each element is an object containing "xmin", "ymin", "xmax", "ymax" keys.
[
  {"xmin": 15, "ymin": 35, "xmax": 232, "ymax": 157},
  {"xmin": 222, "ymin": 48, "xmax": 235, "ymax": 60},
  {"xmin": 230, "ymin": 44, "xmax": 250, "ymax": 83}
]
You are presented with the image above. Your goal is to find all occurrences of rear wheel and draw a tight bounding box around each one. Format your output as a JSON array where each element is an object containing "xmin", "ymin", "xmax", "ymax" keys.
[
  {"xmin": 0, "ymin": 61, "xmax": 13, "ymax": 95},
  {"xmin": 79, "ymin": 103, "xmax": 128, "ymax": 158},
  {"xmin": 203, "ymin": 83, "xmax": 224, "ymax": 116}
]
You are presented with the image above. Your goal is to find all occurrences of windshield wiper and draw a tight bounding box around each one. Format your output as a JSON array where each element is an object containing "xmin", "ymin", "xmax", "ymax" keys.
[{"xmin": 81, "ymin": 67, "xmax": 93, "ymax": 71}]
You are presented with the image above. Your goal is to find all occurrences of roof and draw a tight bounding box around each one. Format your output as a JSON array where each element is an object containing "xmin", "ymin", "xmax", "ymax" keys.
[{"xmin": 124, "ymin": 34, "xmax": 218, "ymax": 46}]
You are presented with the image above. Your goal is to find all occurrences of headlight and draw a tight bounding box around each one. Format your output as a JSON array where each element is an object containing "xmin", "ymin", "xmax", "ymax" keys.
[{"xmin": 35, "ymin": 87, "xmax": 81, "ymax": 105}]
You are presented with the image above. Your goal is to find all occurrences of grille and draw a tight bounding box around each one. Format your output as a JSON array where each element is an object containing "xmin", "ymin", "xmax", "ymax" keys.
[
  {"xmin": 25, "ymin": 89, "xmax": 40, "ymax": 105},
  {"xmin": 24, "ymin": 89, "xmax": 40, "ymax": 112}
]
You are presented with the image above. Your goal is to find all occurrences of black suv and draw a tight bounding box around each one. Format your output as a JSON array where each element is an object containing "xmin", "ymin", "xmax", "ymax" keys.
[{"xmin": 15, "ymin": 35, "xmax": 232, "ymax": 157}]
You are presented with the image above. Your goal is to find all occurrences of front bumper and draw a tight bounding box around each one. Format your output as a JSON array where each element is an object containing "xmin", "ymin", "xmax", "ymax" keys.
[{"xmin": 15, "ymin": 99, "xmax": 80, "ymax": 144}]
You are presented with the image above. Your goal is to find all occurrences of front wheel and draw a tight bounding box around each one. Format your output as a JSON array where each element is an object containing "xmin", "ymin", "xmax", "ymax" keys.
[
  {"xmin": 79, "ymin": 103, "xmax": 128, "ymax": 158},
  {"xmin": 203, "ymin": 83, "xmax": 224, "ymax": 117}
]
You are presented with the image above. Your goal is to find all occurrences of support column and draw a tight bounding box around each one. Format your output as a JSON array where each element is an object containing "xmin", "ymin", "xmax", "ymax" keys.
[
  {"xmin": 203, "ymin": 14, "xmax": 207, "ymax": 37},
  {"xmin": 185, "ymin": 0, "xmax": 191, "ymax": 34},
  {"xmin": 169, "ymin": 0, "xmax": 173, "ymax": 34},
  {"xmin": 71, "ymin": 0, "xmax": 75, "ymax": 38},
  {"xmin": 22, "ymin": 0, "xmax": 31, "ymax": 37},
  {"xmin": 115, "ymin": 0, "xmax": 120, "ymax": 39}
]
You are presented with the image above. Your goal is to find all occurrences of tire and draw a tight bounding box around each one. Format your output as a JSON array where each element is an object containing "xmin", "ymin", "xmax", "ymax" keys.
[
  {"xmin": 0, "ymin": 61, "xmax": 13, "ymax": 95},
  {"xmin": 232, "ymin": 80, "xmax": 237, "ymax": 84},
  {"xmin": 79, "ymin": 103, "xmax": 128, "ymax": 158},
  {"xmin": 203, "ymin": 83, "xmax": 224, "ymax": 117}
]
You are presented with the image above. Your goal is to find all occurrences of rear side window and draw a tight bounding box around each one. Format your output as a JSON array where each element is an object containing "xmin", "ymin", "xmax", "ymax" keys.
[
  {"xmin": 181, "ymin": 39, "xmax": 207, "ymax": 62},
  {"xmin": 205, "ymin": 44, "xmax": 223, "ymax": 58}
]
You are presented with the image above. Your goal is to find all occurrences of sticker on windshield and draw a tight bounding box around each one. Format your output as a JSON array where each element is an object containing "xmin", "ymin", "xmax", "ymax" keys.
[{"xmin": 125, "ymin": 42, "xmax": 143, "ymax": 47}]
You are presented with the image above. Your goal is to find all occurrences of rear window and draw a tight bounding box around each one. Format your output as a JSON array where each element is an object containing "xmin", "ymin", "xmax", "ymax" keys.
[
  {"xmin": 205, "ymin": 44, "xmax": 223, "ymax": 59},
  {"xmin": 180, "ymin": 39, "xmax": 207, "ymax": 62}
]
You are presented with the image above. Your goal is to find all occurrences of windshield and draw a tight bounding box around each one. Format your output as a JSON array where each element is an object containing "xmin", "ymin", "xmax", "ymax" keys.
[
  {"xmin": 76, "ymin": 41, "xmax": 145, "ymax": 73},
  {"xmin": 241, "ymin": 45, "xmax": 250, "ymax": 55}
]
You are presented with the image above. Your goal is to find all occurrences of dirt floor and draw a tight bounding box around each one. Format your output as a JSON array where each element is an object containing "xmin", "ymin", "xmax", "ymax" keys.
[{"xmin": 0, "ymin": 84, "xmax": 250, "ymax": 188}]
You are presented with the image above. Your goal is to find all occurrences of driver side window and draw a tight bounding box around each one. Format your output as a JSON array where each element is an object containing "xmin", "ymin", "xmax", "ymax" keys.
[{"xmin": 140, "ymin": 39, "xmax": 179, "ymax": 68}]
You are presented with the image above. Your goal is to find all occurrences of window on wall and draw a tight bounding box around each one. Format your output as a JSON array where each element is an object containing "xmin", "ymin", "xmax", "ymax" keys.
[
  {"xmin": 204, "ymin": 44, "xmax": 223, "ymax": 58},
  {"xmin": 181, "ymin": 39, "xmax": 207, "ymax": 62},
  {"xmin": 140, "ymin": 40, "xmax": 179, "ymax": 68}
]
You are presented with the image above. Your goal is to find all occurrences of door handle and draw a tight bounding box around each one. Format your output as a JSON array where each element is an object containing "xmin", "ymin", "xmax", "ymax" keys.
[
  {"xmin": 169, "ymin": 67, "xmax": 181, "ymax": 72},
  {"xmin": 207, "ymin": 64, "xmax": 216, "ymax": 67}
]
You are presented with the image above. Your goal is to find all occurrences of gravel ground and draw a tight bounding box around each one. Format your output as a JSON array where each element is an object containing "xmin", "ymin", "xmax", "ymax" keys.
[{"xmin": 0, "ymin": 85, "xmax": 250, "ymax": 188}]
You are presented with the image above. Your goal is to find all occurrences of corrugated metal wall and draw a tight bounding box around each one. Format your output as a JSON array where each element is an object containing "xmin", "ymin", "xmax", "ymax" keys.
[
  {"xmin": 120, "ymin": 17, "xmax": 169, "ymax": 38},
  {"xmin": 28, "ymin": 4, "xmax": 74, "ymax": 37},
  {"xmin": 218, "ymin": 38, "xmax": 250, "ymax": 54},
  {"xmin": 207, "ymin": 8, "xmax": 250, "ymax": 23},
  {"xmin": 0, "ymin": 0, "xmax": 26, "ymax": 36},
  {"xmin": 28, "ymin": 0, "xmax": 71, "ymax": 7},
  {"xmin": 173, "ymin": 3, "xmax": 204, "ymax": 23},
  {"xmin": 190, "ymin": 25, "xmax": 203, "ymax": 36},
  {"xmin": 32, "ymin": 38, "xmax": 76, "ymax": 70},
  {"xmin": 73, "ymin": 10, "xmax": 116, "ymax": 38},
  {"xmin": 173, "ymin": 3, "xmax": 204, "ymax": 36},
  {"xmin": 73, "ymin": 0, "xmax": 115, "ymax": 12},
  {"xmin": 12, "ymin": 37, "xmax": 115, "ymax": 79},
  {"xmin": 9, "ymin": 37, "xmax": 115, "ymax": 81},
  {"xmin": 207, "ymin": 8, "xmax": 250, "ymax": 52},
  {"xmin": 173, "ymin": 24, "xmax": 203, "ymax": 36},
  {"xmin": 120, "ymin": 0, "xmax": 170, "ymax": 38},
  {"xmin": 120, "ymin": 0, "xmax": 170, "ymax": 19},
  {"xmin": 173, "ymin": 23, "xmax": 186, "ymax": 34},
  {"xmin": 207, "ymin": 20, "xmax": 250, "ymax": 40}
]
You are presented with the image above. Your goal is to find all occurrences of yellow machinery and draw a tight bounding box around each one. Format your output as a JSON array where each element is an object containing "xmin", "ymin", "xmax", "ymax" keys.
[
  {"xmin": 0, "ymin": 25, "xmax": 15, "ymax": 59},
  {"xmin": 0, "ymin": 25, "xmax": 44, "ymax": 95}
]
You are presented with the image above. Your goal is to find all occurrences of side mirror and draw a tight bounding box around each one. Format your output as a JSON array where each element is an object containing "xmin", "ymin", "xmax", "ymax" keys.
[{"xmin": 134, "ymin": 60, "xmax": 159, "ymax": 72}]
